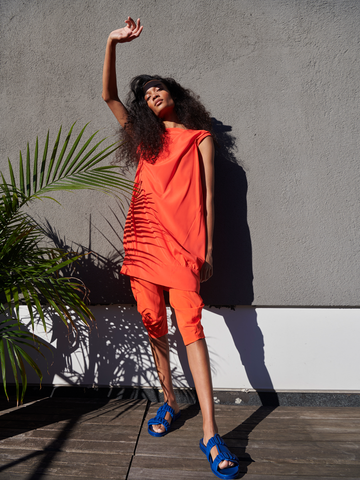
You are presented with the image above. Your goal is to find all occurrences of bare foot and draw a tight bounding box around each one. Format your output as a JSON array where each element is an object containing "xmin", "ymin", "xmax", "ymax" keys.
[{"xmin": 150, "ymin": 402, "xmax": 180, "ymax": 434}]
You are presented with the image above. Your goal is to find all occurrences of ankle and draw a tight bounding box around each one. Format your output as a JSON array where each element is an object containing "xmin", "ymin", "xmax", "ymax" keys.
[
  {"xmin": 164, "ymin": 398, "xmax": 179, "ymax": 414},
  {"xmin": 203, "ymin": 425, "xmax": 218, "ymax": 444}
]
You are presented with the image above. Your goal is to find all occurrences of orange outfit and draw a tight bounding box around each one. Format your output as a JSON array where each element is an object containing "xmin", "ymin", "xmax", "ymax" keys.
[
  {"xmin": 130, "ymin": 277, "xmax": 205, "ymax": 346},
  {"xmin": 120, "ymin": 128, "xmax": 211, "ymax": 344}
]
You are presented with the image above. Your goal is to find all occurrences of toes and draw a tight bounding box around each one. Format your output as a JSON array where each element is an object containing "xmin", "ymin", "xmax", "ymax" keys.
[
  {"xmin": 218, "ymin": 459, "xmax": 234, "ymax": 470},
  {"xmin": 152, "ymin": 424, "xmax": 165, "ymax": 434}
]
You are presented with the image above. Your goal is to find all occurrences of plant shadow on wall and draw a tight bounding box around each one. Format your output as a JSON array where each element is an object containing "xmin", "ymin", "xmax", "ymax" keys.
[{"xmin": 24, "ymin": 216, "xmax": 189, "ymax": 392}]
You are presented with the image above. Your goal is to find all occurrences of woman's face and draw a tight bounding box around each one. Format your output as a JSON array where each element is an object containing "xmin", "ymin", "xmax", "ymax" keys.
[{"xmin": 143, "ymin": 81, "xmax": 175, "ymax": 118}]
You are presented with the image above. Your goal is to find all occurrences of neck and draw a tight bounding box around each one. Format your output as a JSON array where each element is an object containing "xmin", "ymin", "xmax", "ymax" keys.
[
  {"xmin": 163, "ymin": 120, "xmax": 186, "ymax": 129},
  {"xmin": 161, "ymin": 110, "xmax": 185, "ymax": 129}
]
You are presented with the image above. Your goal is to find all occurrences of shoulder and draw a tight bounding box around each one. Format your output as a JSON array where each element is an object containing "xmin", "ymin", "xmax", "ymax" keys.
[{"xmin": 198, "ymin": 134, "xmax": 214, "ymax": 155}]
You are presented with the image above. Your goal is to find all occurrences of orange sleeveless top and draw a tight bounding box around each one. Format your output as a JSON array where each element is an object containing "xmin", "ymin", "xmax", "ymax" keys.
[{"xmin": 120, "ymin": 128, "xmax": 211, "ymax": 292}]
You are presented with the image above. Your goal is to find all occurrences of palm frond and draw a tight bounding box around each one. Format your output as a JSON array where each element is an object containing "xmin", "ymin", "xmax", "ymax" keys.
[
  {"xmin": 5, "ymin": 123, "xmax": 132, "ymax": 207},
  {"xmin": 0, "ymin": 318, "xmax": 49, "ymax": 405},
  {"xmin": 0, "ymin": 123, "xmax": 132, "ymax": 404}
]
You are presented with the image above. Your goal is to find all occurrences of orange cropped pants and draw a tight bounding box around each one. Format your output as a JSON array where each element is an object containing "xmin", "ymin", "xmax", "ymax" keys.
[{"xmin": 130, "ymin": 277, "xmax": 205, "ymax": 346}]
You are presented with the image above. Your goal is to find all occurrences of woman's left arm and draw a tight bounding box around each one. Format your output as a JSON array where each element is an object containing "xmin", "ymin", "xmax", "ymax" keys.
[{"xmin": 198, "ymin": 135, "xmax": 215, "ymax": 283}]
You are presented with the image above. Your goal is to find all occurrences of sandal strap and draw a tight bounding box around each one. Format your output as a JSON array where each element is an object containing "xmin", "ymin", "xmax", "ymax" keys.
[
  {"xmin": 213, "ymin": 450, "xmax": 239, "ymax": 472},
  {"xmin": 147, "ymin": 403, "xmax": 175, "ymax": 433},
  {"xmin": 148, "ymin": 415, "xmax": 170, "ymax": 430},
  {"xmin": 158, "ymin": 402, "xmax": 176, "ymax": 419},
  {"xmin": 206, "ymin": 434, "xmax": 239, "ymax": 465},
  {"xmin": 206, "ymin": 433, "xmax": 225, "ymax": 454}
]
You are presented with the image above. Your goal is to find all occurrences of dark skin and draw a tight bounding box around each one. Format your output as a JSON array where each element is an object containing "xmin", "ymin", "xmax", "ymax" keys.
[{"xmin": 102, "ymin": 17, "xmax": 235, "ymax": 471}]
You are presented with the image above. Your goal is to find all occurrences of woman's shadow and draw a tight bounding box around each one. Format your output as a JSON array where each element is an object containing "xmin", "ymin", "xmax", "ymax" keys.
[
  {"xmin": 200, "ymin": 118, "xmax": 253, "ymax": 306},
  {"xmin": 178, "ymin": 119, "xmax": 279, "ymax": 476}
]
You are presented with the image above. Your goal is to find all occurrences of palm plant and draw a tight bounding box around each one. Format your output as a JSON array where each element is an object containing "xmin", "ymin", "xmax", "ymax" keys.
[{"xmin": 0, "ymin": 123, "xmax": 132, "ymax": 404}]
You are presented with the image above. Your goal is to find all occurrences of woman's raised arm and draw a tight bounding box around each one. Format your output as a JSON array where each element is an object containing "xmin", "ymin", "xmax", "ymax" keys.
[{"xmin": 102, "ymin": 17, "xmax": 143, "ymax": 128}]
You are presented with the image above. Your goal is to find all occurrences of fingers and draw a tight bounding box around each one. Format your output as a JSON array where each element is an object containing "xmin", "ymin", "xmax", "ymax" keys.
[
  {"xmin": 200, "ymin": 263, "xmax": 213, "ymax": 283},
  {"xmin": 132, "ymin": 18, "xmax": 143, "ymax": 36},
  {"xmin": 124, "ymin": 17, "xmax": 132, "ymax": 29},
  {"xmin": 125, "ymin": 16, "xmax": 139, "ymax": 30},
  {"xmin": 123, "ymin": 16, "xmax": 143, "ymax": 38},
  {"xmin": 124, "ymin": 16, "xmax": 135, "ymax": 29}
]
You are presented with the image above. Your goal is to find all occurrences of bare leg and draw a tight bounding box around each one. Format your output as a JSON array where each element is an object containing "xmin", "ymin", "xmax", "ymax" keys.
[
  {"xmin": 149, "ymin": 334, "xmax": 180, "ymax": 434},
  {"xmin": 186, "ymin": 338, "xmax": 232, "ymax": 470},
  {"xmin": 149, "ymin": 335, "xmax": 232, "ymax": 469}
]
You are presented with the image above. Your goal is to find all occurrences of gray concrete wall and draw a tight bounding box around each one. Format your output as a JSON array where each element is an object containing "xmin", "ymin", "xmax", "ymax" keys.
[{"xmin": 1, "ymin": 0, "xmax": 359, "ymax": 306}]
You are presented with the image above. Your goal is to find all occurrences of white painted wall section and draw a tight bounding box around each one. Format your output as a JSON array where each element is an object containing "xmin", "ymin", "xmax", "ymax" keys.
[{"xmin": 19, "ymin": 306, "xmax": 360, "ymax": 392}]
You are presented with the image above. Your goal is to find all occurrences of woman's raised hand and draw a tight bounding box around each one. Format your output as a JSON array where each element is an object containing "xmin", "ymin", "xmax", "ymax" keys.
[{"xmin": 109, "ymin": 17, "xmax": 143, "ymax": 44}]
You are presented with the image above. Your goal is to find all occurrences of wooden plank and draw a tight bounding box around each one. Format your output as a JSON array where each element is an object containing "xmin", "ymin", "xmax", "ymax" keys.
[
  {"xmin": 0, "ymin": 399, "xmax": 147, "ymax": 432},
  {"xmin": 0, "ymin": 398, "xmax": 147, "ymax": 479},
  {"xmin": 152, "ymin": 429, "xmax": 360, "ymax": 443},
  {"xmin": 0, "ymin": 475, "xmax": 114, "ymax": 480},
  {"xmin": 129, "ymin": 466, "xmax": 360, "ymax": 480},
  {"xmin": 0, "ymin": 398, "xmax": 146, "ymax": 416},
  {"xmin": 0, "ymin": 449, "xmax": 132, "ymax": 468},
  {"xmin": 0, "ymin": 449, "xmax": 130, "ymax": 479},
  {"xmin": 135, "ymin": 420, "xmax": 360, "ymax": 443},
  {"xmin": 0, "ymin": 424, "xmax": 139, "ymax": 442},
  {"xmin": 149, "ymin": 404, "xmax": 360, "ymax": 425},
  {"xmin": 129, "ymin": 455, "xmax": 360, "ymax": 477},
  {"xmin": 0, "ymin": 437, "xmax": 135, "ymax": 454},
  {"xmin": 135, "ymin": 441, "xmax": 360, "ymax": 464}
]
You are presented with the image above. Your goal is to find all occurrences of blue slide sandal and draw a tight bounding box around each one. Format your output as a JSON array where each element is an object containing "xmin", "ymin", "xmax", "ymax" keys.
[
  {"xmin": 199, "ymin": 433, "xmax": 240, "ymax": 479},
  {"xmin": 148, "ymin": 402, "xmax": 181, "ymax": 437}
]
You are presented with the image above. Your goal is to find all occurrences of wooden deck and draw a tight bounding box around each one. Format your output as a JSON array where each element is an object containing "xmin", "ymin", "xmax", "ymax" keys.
[{"xmin": 0, "ymin": 397, "xmax": 359, "ymax": 479}]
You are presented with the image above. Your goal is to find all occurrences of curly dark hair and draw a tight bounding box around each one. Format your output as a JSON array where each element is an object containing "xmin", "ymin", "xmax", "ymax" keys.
[{"xmin": 119, "ymin": 75, "xmax": 214, "ymax": 165}]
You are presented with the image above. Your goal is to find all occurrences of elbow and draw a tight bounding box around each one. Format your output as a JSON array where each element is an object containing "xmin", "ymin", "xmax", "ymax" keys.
[{"xmin": 102, "ymin": 92, "xmax": 120, "ymax": 104}]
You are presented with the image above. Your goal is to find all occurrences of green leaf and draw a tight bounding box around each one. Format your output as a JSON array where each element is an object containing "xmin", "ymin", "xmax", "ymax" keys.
[
  {"xmin": 39, "ymin": 131, "xmax": 49, "ymax": 189},
  {"xmin": 63, "ymin": 127, "xmax": 96, "ymax": 176},
  {"xmin": 33, "ymin": 137, "xmax": 38, "ymax": 193},
  {"xmin": 70, "ymin": 138, "xmax": 108, "ymax": 173},
  {"xmin": 8, "ymin": 158, "xmax": 16, "ymax": 190},
  {"xmin": 78, "ymin": 143, "xmax": 118, "ymax": 171},
  {"xmin": 58, "ymin": 122, "xmax": 88, "ymax": 178},
  {"xmin": 19, "ymin": 283, "xmax": 35, "ymax": 328},
  {"xmin": 14, "ymin": 344, "xmax": 44, "ymax": 381},
  {"xmin": 19, "ymin": 151, "xmax": 25, "ymax": 195},
  {"xmin": 26, "ymin": 143, "xmax": 31, "ymax": 197},
  {"xmin": 14, "ymin": 351, "xmax": 27, "ymax": 405},
  {"xmin": 0, "ymin": 339, "xmax": 8, "ymax": 401},
  {"xmin": 28, "ymin": 287, "xmax": 46, "ymax": 332},
  {"xmin": 12, "ymin": 287, "xmax": 20, "ymax": 322},
  {"xmin": 45, "ymin": 127, "xmax": 62, "ymax": 185},
  {"xmin": 6, "ymin": 339, "xmax": 19, "ymax": 406},
  {"xmin": 52, "ymin": 123, "xmax": 75, "ymax": 181}
]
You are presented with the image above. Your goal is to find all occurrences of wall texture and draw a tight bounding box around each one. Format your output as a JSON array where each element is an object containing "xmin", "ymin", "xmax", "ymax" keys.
[{"xmin": 1, "ymin": 0, "xmax": 360, "ymax": 306}]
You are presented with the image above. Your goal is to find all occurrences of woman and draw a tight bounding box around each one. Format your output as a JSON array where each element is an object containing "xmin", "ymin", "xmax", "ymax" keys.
[{"xmin": 102, "ymin": 17, "xmax": 239, "ymax": 480}]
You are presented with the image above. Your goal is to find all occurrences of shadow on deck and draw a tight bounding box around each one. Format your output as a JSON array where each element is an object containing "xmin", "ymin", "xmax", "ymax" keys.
[{"xmin": 0, "ymin": 390, "xmax": 359, "ymax": 479}]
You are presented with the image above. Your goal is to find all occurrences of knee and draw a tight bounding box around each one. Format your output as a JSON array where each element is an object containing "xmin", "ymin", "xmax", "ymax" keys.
[
  {"xmin": 176, "ymin": 310, "xmax": 205, "ymax": 346},
  {"xmin": 169, "ymin": 290, "xmax": 205, "ymax": 346},
  {"xmin": 141, "ymin": 308, "xmax": 168, "ymax": 339}
]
